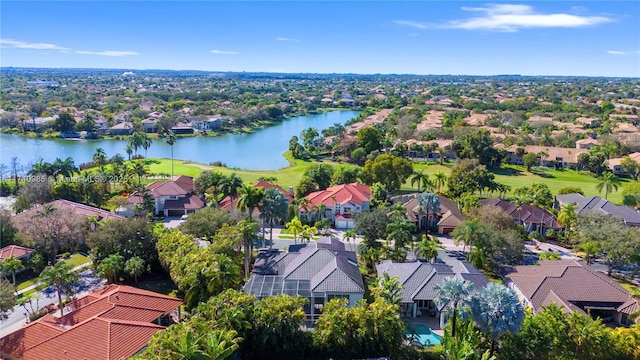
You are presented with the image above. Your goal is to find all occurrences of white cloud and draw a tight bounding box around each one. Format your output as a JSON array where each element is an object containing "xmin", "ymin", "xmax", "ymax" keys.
[
  {"xmin": 276, "ymin": 37, "xmax": 302, "ymax": 42},
  {"xmin": 393, "ymin": 20, "xmax": 428, "ymax": 29},
  {"xmin": 445, "ymin": 4, "xmax": 614, "ymax": 32},
  {"xmin": 606, "ymin": 50, "xmax": 626, "ymax": 55},
  {"xmin": 76, "ymin": 50, "xmax": 139, "ymax": 57},
  {"xmin": 210, "ymin": 49, "xmax": 238, "ymax": 55},
  {"xmin": 0, "ymin": 38, "xmax": 69, "ymax": 51}
]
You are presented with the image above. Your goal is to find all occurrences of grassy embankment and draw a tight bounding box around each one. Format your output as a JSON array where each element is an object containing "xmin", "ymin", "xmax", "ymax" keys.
[{"xmin": 141, "ymin": 156, "xmax": 628, "ymax": 204}]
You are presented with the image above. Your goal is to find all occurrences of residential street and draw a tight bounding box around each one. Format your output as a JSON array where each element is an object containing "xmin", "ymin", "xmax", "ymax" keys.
[{"xmin": 1, "ymin": 269, "xmax": 104, "ymax": 337}]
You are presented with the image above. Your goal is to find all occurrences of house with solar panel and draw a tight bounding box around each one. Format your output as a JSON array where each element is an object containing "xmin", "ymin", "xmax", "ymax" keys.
[
  {"xmin": 376, "ymin": 250, "xmax": 488, "ymax": 328},
  {"xmin": 243, "ymin": 237, "xmax": 365, "ymax": 323}
]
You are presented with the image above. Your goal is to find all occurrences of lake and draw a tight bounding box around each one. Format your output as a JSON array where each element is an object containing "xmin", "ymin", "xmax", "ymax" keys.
[{"xmin": 0, "ymin": 111, "xmax": 359, "ymax": 171}]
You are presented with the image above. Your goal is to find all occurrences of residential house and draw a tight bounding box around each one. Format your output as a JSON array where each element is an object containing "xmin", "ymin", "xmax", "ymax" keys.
[
  {"xmin": 140, "ymin": 175, "xmax": 204, "ymax": 217},
  {"xmin": 171, "ymin": 122, "xmax": 194, "ymax": 135},
  {"xmin": 23, "ymin": 116, "xmax": 57, "ymax": 131},
  {"xmin": 575, "ymin": 138, "xmax": 600, "ymax": 150},
  {"xmin": 389, "ymin": 193, "xmax": 464, "ymax": 234},
  {"xmin": 219, "ymin": 180, "xmax": 294, "ymax": 215},
  {"xmin": 12, "ymin": 199, "xmax": 125, "ymax": 233},
  {"xmin": 141, "ymin": 117, "xmax": 159, "ymax": 133},
  {"xmin": 480, "ymin": 198, "xmax": 561, "ymax": 234},
  {"xmin": 0, "ymin": 285, "xmax": 183, "ymax": 360},
  {"xmin": 299, "ymin": 183, "xmax": 370, "ymax": 229},
  {"xmin": 608, "ymin": 152, "xmax": 640, "ymax": 174},
  {"xmin": 575, "ymin": 117, "xmax": 598, "ymax": 127},
  {"xmin": 376, "ymin": 250, "xmax": 488, "ymax": 327},
  {"xmin": 243, "ymin": 237, "xmax": 365, "ymax": 323},
  {"xmin": 192, "ymin": 115, "xmax": 225, "ymax": 132},
  {"xmin": 554, "ymin": 193, "xmax": 640, "ymax": 227},
  {"xmin": 109, "ymin": 121, "xmax": 133, "ymax": 135},
  {"xmin": 0, "ymin": 245, "xmax": 35, "ymax": 262},
  {"xmin": 504, "ymin": 260, "xmax": 639, "ymax": 325},
  {"xmin": 502, "ymin": 145, "xmax": 587, "ymax": 168}
]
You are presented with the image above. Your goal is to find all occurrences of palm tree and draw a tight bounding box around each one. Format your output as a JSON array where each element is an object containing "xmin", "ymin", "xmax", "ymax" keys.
[
  {"xmin": 222, "ymin": 173, "xmax": 243, "ymax": 214},
  {"xmin": 92, "ymin": 147, "xmax": 107, "ymax": 167},
  {"xmin": 300, "ymin": 225, "xmax": 318, "ymax": 243},
  {"xmin": 285, "ymin": 216, "xmax": 304, "ymax": 244},
  {"xmin": 202, "ymin": 171, "xmax": 226, "ymax": 208},
  {"xmin": 124, "ymin": 256, "xmax": 145, "ymax": 284},
  {"xmin": 207, "ymin": 253, "xmax": 242, "ymax": 296},
  {"xmin": 238, "ymin": 218, "xmax": 258, "ymax": 279},
  {"xmin": 125, "ymin": 143, "xmax": 134, "ymax": 161},
  {"xmin": 201, "ymin": 329, "xmax": 242, "ymax": 360},
  {"xmin": 344, "ymin": 228, "xmax": 357, "ymax": 252},
  {"xmin": 452, "ymin": 218, "xmax": 486, "ymax": 258},
  {"xmin": 386, "ymin": 218, "xmax": 415, "ymax": 252},
  {"xmin": 1, "ymin": 256, "xmax": 24, "ymax": 288},
  {"xmin": 165, "ymin": 132, "xmax": 177, "ymax": 177},
  {"xmin": 469, "ymin": 282, "xmax": 525, "ymax": 356},
  {"xmin": 436, "ymin": 146, "xmax": 446, "ymax": 165},
  {"xmin": 417, "ymin": 192, "xmax": 440, "ymax": 235},
  {"xmin": 577, "ymin": 241, "xmax": 601, "ymax": 265},
  {"xmin": 259, "ymin": 188, "xmax": 289, "ymax": 248},
  {"xmin": 237, "ymin": 183, "xmax": 264, "ymax": 219},
  {"xmin": 415, "ymin": 235, "xmax": 442, "ymax": 263},
  {"xmin": 377, "ymin": 272, "xmax": 403, "ymax": 306},
  {"xmin": 434, "ymin": 171, "xmax": 447, "ymax": 193},
  {"xmin": 40, "ymin": 262, "xmax": 78, "ymax": 317},
  {"xmin": 131, "ymin": 160, "xmax": 149, "ymax": 184},
  {"xmin": 557, "ymin": 203, "xmax": 577, "ymax": 233},
  {"xmin": 97, "ymin": 254, "xmax": 125, "ymax": 284},
  {"xmin": 410, "ymin": 170, "xmax": 430, "ymax": 191},
  {"xmin": 596, "ymin": 171, "xmax": 622, "ymax": 199},
  {"xmin": 141, "ymin": 133, "xmax": 152, "ymax": 158},
  {"xmin": 434, "ymin": 277, "xmax": 474, "ymax": 338}
]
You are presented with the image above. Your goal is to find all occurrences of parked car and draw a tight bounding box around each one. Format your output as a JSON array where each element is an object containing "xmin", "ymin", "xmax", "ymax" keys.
[{"xmin": 179, "ymin": 214, "xmax": 188, "ymax": 224}]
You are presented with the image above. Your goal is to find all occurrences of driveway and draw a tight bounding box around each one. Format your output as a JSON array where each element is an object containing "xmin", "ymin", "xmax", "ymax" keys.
[{"xmin": 163, "ymin": 216, "xmax": 182, "ymax": 229}]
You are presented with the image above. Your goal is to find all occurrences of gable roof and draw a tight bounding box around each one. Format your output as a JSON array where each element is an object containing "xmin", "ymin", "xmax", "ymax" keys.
[
  {"xmin": 146, "ymin": 176, "xmax": 193, "ymax": 197},
  {"xmin": 12, "ymin": 199, "xmax": 124, "ymax": 226},
  {"xmin": 556, "ymin": 193, "xmax": 640, "ymax": 226},
  {"xmin": 480, "ymin": 198, "xmax": 561, "ymax": 229},
  {"xmin": 304, "ymin": 183, "xmax": 371, "ymax": 208},
  {"xmin": 244, "ymin": 237, "xmax": 364, "ymax": 296},
  {"xmin": 376, "ymin": 250, "xmax": 488, "ymax": 304},
  {"xmin": 0, "ymin": 285, "xmax": 182, "ymax": 360},
  {"xmin": 504, "ymin": 260, "xmax": 633, "ymax": 313},
  {"xmin": 0, "ymin": 245, "xmax": 35, "ymax": 261},
  {"xmin": 390, "ymin": 193, "xmax": 464, "ymax": 228}
]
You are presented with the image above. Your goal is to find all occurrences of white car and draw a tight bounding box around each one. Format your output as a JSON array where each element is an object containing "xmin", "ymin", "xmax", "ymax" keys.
[{"xmin": 179, "ymin": 214, "xmax": 189, "ymax": 224}]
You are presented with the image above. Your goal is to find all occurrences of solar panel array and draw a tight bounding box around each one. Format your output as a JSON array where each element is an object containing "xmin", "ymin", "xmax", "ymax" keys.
[{"xmin": 245, "ymin": 275, "xmax": 311, "ymax": 298}]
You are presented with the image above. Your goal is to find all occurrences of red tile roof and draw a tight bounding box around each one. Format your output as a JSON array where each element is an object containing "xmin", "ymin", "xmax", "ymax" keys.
[
  {"xmin": 12, "ymin": 200, "xmax": 124, "ymax": 223},
  {"xmin": 0, "ymin": 245, "xmax": 34, "ymax": 261},
  {"xmin": 0, "ymin": 285, "xmax": 182, "ymax": 360},
  {"xmin": 304, "ymin": 183, "xmax": 371, "ymax": 208}
]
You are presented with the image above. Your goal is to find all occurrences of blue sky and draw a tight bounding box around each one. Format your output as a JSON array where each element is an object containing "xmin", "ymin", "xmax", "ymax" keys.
[{"xmin": 1, "ymin": 1, "xmax": 639, "ymax": 77}]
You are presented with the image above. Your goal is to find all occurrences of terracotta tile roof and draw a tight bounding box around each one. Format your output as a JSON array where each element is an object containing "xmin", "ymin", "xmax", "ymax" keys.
[
  {"xmin": 253, "ymin": 180, "xmax": 294, "ymax": 204},
  {"xmin": 505, "ymin": 145, "xmax": 587, "ymax": 164},
  {"xmin": 505, "ymin": 260, "xmax": 633, "ymax": 313},
  {"xmin": 304, "ymin": 183, "xmax": 370, "ymax": 208},
  {"xmin": 1, "ymin": 285, "xmax": 182, "ymax": 360},
  {"xmin": 480, "ymin": 199, "xmax": 561, "ymax": 230},
  {"xmin": 0, "ymin": 245, "xmax": 34, "ymax": 261}
]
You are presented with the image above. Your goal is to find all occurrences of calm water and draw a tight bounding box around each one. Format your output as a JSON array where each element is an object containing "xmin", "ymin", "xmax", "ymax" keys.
[{"xmin": 0, "ymin": 111, "xmax": 359, "ymax": 171}]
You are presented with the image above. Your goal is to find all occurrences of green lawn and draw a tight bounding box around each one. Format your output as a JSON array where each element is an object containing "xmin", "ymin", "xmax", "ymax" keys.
[
  {"xmin": 63, "ymin": 254, "xmax": 91, "ymax": 268},
  {"xmin": 409, "ymin": 162, "xmax": 629, "ymax": 204},
  {"xmin": 16, "ymin": 277, "xmax": 38, "ymax": 291}
]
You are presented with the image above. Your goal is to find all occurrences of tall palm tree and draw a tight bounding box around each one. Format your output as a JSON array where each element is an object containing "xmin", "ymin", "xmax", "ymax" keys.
[
  {"xmin": 141, "ymin": 133, "xmax": 152, "ymax": 158},
  {"xmin": 596, "ymin": 171, "xmax": 622, "ymax": 199},
  {"xmin": 97, "ymin": 254, "xmax": 124, "ymax": 284},
  {"xmin": 165, "ymin": 132, "xmax": 177, "ymax": 177},
  {"xmin": 377, "ymin": 272, "xmax": 403, "ymax": 306},
  {"xmin": 131, "ymin": 160, "xmax": 149, "ymax": 185},
  {"xmin": 469, "ymin": 282, "xmax": 525, "ymax": 356},
  {"xmin": 452, "ymin": 218, "xmax": 487, "ymax": 259},
  {"xmin": 259, "ymin": 188, "xmax": 289, "ymax": 248},
  {"xmin": 124, "ymin": 257, "xmax": 145, "ymax": 284},
  {"xmin": 201, "ymin": 171, "xmax": 225, "ymax": 208},
  {"xmin": 238, "ymin": 218, "xmax": 258, "ymax": 279},
  {"xmin": 222, "ymin": 173, "xmax": 243, "ymax": 214},
  {"xmin": 237, "ymin": 183, "xmax": 264, "ymax": 220},
  {"xmin": 434, "ymin": 277, "xmax": 474, "ymax": 338},
  {"xmin": 92, "ymin": 147, "xmax": 107, "ymax": 167},
  {"xmin": 1, "ymin": 256, "xmax": 24, "ymax": 288},
  {"xmin": 125, "ymin": 143, "xmax": 134, "ymax": 161},
  {"xmin": 577, "ymin": 241, "xmax": 601, "ymax": 265},
  {"xmin": 344, "ymin": 228, "xmax": 357, "ymax": 252},
  {"xmin": 433, "ymin": 171, "xmax": 447, "ymax": 193},
  {"xmin": 39, "ymin": 262, "xmax": 78, "ymax": 317},
  {"xmin": 410, "ymin": 170, "xmax": 430, "ymax": 192},
  {"xmin": 417, "ymin": 192, "xmax": 440, "ymax": 235},
  {"xmin": 207, "ymin": 253, "xmax": 242, "ymax": 295},
  {"xmin": 386, "ymin": 218, "xmax": 415, "ymax": 252},
  {"xmin": 29, "ymin": 159, "xmax": 54, "ymax": 178}
]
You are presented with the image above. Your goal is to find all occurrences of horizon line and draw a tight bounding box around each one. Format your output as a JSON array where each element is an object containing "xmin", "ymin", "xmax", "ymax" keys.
[{"xmin": 1, "ymin": 66, "xmax": 638, "ymax": 79}]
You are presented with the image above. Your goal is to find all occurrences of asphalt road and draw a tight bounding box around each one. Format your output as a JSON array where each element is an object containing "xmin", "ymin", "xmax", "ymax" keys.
[{"xmin": 1, "ymin": 269, "xmax": 105, "ymax": 336}]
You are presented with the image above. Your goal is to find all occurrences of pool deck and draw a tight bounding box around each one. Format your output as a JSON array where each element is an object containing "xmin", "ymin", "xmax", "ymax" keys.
[{"xmin": 403, "ymin": 315, "xmax": 444, "ymax": 337}]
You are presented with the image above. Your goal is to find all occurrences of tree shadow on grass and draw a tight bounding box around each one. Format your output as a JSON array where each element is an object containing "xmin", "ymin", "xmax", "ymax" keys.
[
  {"xmin": 531, "ymin": 170, "xmax": 556, "ymax": 179},
  {"xmin": 491, "ymin": 167, "xmax": 522, "ymax": 176}
]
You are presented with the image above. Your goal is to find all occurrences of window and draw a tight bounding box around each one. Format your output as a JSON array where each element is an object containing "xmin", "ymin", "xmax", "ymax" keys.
[{"xmin": 343, "ymin": 207, "xmax": 352, "ymax": 214}]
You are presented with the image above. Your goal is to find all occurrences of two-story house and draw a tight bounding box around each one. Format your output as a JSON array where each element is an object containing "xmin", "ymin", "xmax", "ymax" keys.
[{"xmin": 299, "ymin": 183, "xmax": 370, "ymax": 229}]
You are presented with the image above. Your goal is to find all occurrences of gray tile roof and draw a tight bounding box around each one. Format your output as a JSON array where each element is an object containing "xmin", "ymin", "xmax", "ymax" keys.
[{"xmin": 556, "ymin": 193, "xmax": 640, "ymax": 226}]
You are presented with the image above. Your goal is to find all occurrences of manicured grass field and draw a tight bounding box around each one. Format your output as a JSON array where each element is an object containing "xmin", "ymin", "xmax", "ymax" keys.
[
  {"xmin": 409, "ymin": 162, "xmax": 629, "ymax": 204},
  {"xmin": 132, "ymin": 156, "xmax": 630, "ymax": 204},
  {"xmin": 63, "ymin": 254, "xmax": 91, "ymax": 268}
]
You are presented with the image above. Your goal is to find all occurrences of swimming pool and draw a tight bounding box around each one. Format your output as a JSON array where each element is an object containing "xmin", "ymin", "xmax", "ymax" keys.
[{"xmin": 405, "ymin": 323, "xmax": 442, "ymax": 346}]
